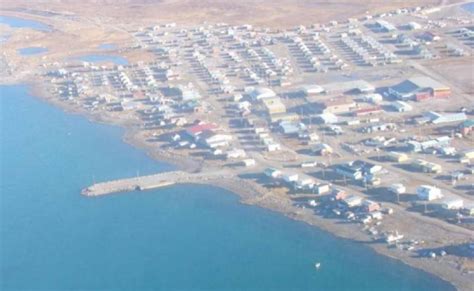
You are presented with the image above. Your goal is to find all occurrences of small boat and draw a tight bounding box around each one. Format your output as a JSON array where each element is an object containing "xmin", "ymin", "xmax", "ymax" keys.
[{"xmin": 314, "ymin": 262, "xmax": 321, "ymax": 270}]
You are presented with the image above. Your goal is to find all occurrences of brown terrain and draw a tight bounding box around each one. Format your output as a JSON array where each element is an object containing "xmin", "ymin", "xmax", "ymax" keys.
[{"xmin": 0, "ymin": 0, "xmax": 462, "ymax": 27}]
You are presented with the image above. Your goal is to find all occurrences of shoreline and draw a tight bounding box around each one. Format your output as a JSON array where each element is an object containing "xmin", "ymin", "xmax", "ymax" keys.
[{"xmin": 4, "ymin": 80, "xmax": 472, "ymax": 291}]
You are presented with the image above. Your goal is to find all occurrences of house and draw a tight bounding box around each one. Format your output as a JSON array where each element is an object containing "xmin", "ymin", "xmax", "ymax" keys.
[
  {"xmin": 232, "ymin": 93, "xmax": 243, "ymax": 102},
  {"xmin": 442, "ymin": 198, "xmax": 464, "ymax": 210},
  {"xmin": 440, "ymin": 147, "xmax": 457, "ymax": 157},
  {"xmin": 363, "ymin": 123, "xmax": 397, "ymax": 133},
  {"xmin": 353, "ymin": 160, "xmax": 382, "ymax": 174},
  {"xmin": 333, "ymin": 189, "xmax": 348, "ymax": 200},
  {"xmin": 375, "ymin": 20, "xmax": 396, "ymax": 32},
  {"xmin": 282, "ymin": 172, "xmax": 299, "ymax": 183},
  {"xmin": 342, "ymin": 195, "xmax": 363, "ymax": 208},
  {"xmin": 362, "ymin": 200, "xmax": 381, "ymax": 212},
  {"xmin": 226, "ymin": 149, "xmax": 247, "ymax": 159},
  {"xmin": 335, "ymin": 163, "xmax": 363, "ymax": 180},
  {"xmin": 177, "ymin": 84, "xmax": 202, "ymax": 101},
  {"xmin": 247, "ymin": 87, "xmax": 276, "ymax": 100},
  {"xmin": 458, "ymin": 120, "xmax": 474, "ymax": 136},
  {"xmin": 269, "ymin": 112, "xmax": 300, "ymax": 124},
  {"xmin": 181, "ymin": 100, "xmax": 204, "ymax": 113},
  {"xmin": 303, "ymin": 85, "xmax": 325, "ymax": 95},
  {"xmin": 237, "ymin": 101, "xmax": 251, "ymax": 111},
  {"xmin": 391, "ymin": 101, "xmax": 413, "ymax": 112},
  {"xmin": 461, "ymin": 206, "xmax": 474, "ymax": 216},
  {"xmin": 423, "ymin": 111, "xmax": 467, "ymax": 124},
  {"xmin": 416, "ymin": 31, "xmax": 441, "ymax": 42},
  {"xmin": 388, "ymin": 76, "xmax": 450, "ymax": 101},
  {"xmin": 386, "ymin": 151, "xmax": 409, "ymax": 163},
  {"xmin": 279, "ymin": 121, "xmax": 306, "ymax": 135},
  {"xmin": 312, "ymin": 143, "xmax": 333, "ymax": 156},
  {"xmin": 199, "ymin": 132, "xmax": 233, "ymax": 148},
  {"xmin": 364, "ymin": 93, "xmax": 383, "ymax": 104},
  {"xmin": 459, "ymin": 149, "xmax": 474, "ymax": 160},
  {"xmin": 317, "ymin": 97, "xmax": 356, "ymax": 114},
  {"xmin": 406, "ymin": 136, "xmax": 451, "ymax": 152},
  {"xmin": 299, "ymin": 131, "xmax": 319, "ymax": 142},
  {"xmin": 241, "ymin": 159, "xmax": 256, "ymax": 167},
  {"xmin": 364, "ymin": 136, "xmax": 395, "ymax": 147},
  {"xmin": 416, "ymin": 185, "xmax": 443, "ymax": 201},
  {"xmin": 264, "ymin": 168, "xmax": 282, "ymax": 178},
  {"xmin": 262, "ymin": 97, "xmax": 287, "ymax": 115},
  {"xmin": 316, "ymin": 112, "xmax": 338, "ymax": 124},
  {"xmin": 121, "ymin": 100, "xmax": 141, "ymax": 111},
  {"xmin": 185, "ymin": 122, "xmax": 219, "ymax": 140},
  {"xmin": 411, "ymin": 159, "xmax": 442, "ymax": 173},
  {"xmin": 294, "ymin": 175, "xmax": 315, "ymax": 190},
  {"xmin": 389, "ymin": 183, "xmax": 406, "ymax": 194},
  {"xmin": 266, "ymin": 142, "xmax": 281, "ymax": 152},
  {"xmin": 364, "ymin": 174, "xmax": 381, "ymax": 186},
  {"xmin": 314, "ymin": 183, "xmax": 331, "ymax": 195},
  {"xmin": 407, "ymin": 22, "xmax": 422, "ymax": 30},
  {"xmin": 353, "ymin": 106, "xmax": 383, "ymax": 117},
  {"xmin": 321, "ymin": 80, "xmax": 375, "ymax": 95}
]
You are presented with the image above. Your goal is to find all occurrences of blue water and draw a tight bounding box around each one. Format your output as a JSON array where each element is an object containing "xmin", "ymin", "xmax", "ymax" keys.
[
  {"xmin": 77, "ymin": 54, "xmax": 128, "ymax": 65},
  {"xmin": 99, "ymin": 43, "xmax": 118, "ymax": 50},
  {"xmin": 0, "ymin": 85, "xmax": 455, "ymax": 290},
  {"xmin": 0, "ymin": 15, "xmax": 51, "ymax": 32},
  {"xmin": 462, "ymin": 2, "xmax": 474, "ymax": 13},
  {"xmin": 18, "ymin": 47, "xmax": 48, "ymax": 56}
]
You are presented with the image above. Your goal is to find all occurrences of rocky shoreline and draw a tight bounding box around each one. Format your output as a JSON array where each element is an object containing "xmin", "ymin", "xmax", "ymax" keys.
[{"xmin": 4, "ymin": 79, "xmax": 467, "ymax": 291}]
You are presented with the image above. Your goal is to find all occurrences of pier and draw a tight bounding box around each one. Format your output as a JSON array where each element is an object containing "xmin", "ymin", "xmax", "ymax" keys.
[{"xmin": 81, "ymin": 170, "xmax": 231, "ymax": 196}]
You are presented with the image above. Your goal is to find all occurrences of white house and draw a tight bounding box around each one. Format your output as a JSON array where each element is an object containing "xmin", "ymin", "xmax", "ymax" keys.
[
  {"xmin": 364, "ymin": 93, "xmax": 383, "ymax": 104},
  {"xmin": 247, "ymin": 87, "xmax": 277, "ymax": 100},
  {"xmin": 282, "ymin": 172, "xmax": 299, "ymax": 183},
  {"xmin": 264, "ymin": 168, "xmax": 282, "ymax": 178},
  {"xmin": 295, "ymin": 175, "xmax": 315, "ymax": 190},
  {"xmin": 391, "ymin": 101, "xmax": 413, "ymax": 112},
  {"xmin": 201, "ymin": 133, "xmax": 233, "ymax": 148},
  {"xmin": 314, "ymin": 183, "xmax": 331, "ymax": 195},
  {"xmin": 389, "ymin": 183, "xmax": 406, "ymax": 194},
  {"xmin": 317, "ymin": 112, "xmax": 338, "ymax": 124},
  {"xmin": 416, "ymin": 185, "xmax": 443, "ymax": 201},
  {"xmin": 442, "ymin": 198, "xmax": 463, "ymax": 210},
  {"xmin": 226, "ymin": 149, "xmax": 247, "ymax": 159},
  {"xmin": 303, "ymin": 85, "xmax": 325, "ymax": 95},
  {"xmin": 342, "ymin": 195, "xmax": 363, "ymax": 208},
  {"xmin": 241, "ymin": 159, "xmax": 256, "ymax": 167},
  {"xmin": 266, "ymin": 142, "xmax": 281, "ymax": 152}
]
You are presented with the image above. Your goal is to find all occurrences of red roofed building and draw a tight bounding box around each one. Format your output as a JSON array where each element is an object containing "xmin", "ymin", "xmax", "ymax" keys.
[
  {"xmin": 185, "ymin": 122, "xmax": 219, "ymax": 140},
  {"xmin": 333, "ymin": 189, "xmax": 348, "ymax": 200}
]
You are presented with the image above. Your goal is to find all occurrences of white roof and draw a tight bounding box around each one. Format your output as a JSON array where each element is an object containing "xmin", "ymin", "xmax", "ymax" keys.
[
  {"xmin": 250, "ymin": 87, "xmax": 276, "ymax": 99},
  {"xmin": 408, "ymin": 76, "xmax": 448, "ymax": 90},
  {"xmin": 303, "ymin": 85, "xmax": 325, "ymax": 94}
]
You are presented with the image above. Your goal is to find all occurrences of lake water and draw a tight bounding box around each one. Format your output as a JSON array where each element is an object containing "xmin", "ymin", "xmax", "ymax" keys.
[
  {"xmin": 0, "ymin": 15, "xmax": 51, "ymax": 32},
  {"xmin": 0, "ymin": 84, "xmax": 455, "ymax": 290},
  {"xmin": 77, "ymin": 54, "xmax": 129, "ymax": 65},
  {"xmin": 99, "ymin": 43, "xmax": 118, "ymax": 50},
  {"xmin": 18, "ymin": 47, "xmax": 48, "ymax": 56},
  {"xmin": 462, "ymin": 2, "xmax": 474, "ymax": 13}
]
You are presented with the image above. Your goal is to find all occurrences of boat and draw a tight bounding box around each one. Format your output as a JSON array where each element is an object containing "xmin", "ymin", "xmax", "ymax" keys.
[{"xmin": 314, "ymin": 262, "xmax": 321, "ymax": 270}]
